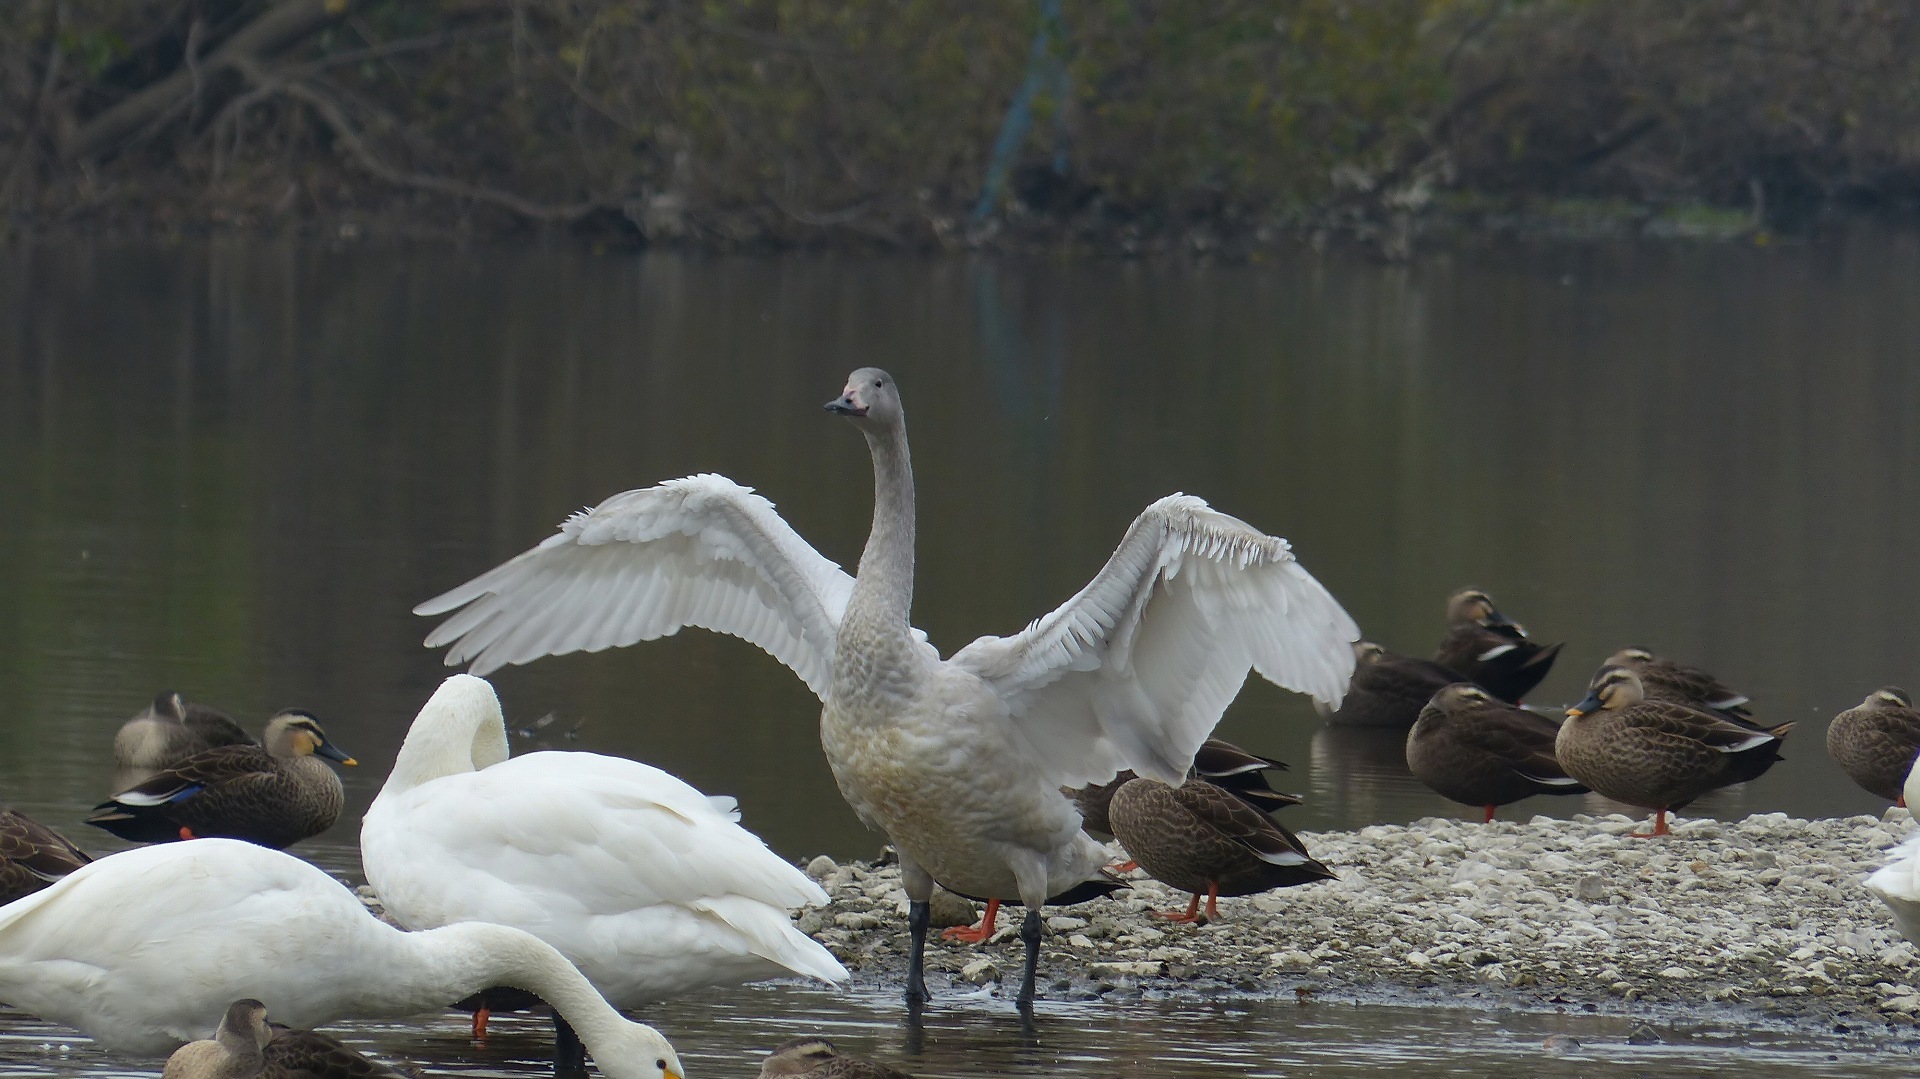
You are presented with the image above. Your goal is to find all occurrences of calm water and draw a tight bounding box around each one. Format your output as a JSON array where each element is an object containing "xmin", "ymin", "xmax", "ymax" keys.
[{"xmin": 3, "ymin": 237, "xmax": 1919, "ymax": 1074}]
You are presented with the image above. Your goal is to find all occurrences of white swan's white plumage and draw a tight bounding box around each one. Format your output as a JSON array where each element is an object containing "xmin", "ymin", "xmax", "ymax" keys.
[
  {"xmin": 415, "ymin": 368, "xmax": 1359, "ymax": 1006},
  {"xmin": 416, "ymin": 475, "xmax": 854, "ymax": 697},
  {"xmin": 0, "ymin": 839, "xmax": 682, "ymax": 1077},
  {"xmin": 950, "ymin": 493, "xmax": 1358, "ymax": 787},
  {"xmin": 1867, "ymin": 831, "xmax": 1920, "ymax": 944},
  {"xmin": 362, "ymin": 674, "xmax": 846, "ymax": 1005},
  {"xmin": 1865, "ymin": 759, "xmax": 1920, "ymax": 944},
  {"xmin": 416, "ymin": 489, "xmax": 1355, "ymax": 791}
]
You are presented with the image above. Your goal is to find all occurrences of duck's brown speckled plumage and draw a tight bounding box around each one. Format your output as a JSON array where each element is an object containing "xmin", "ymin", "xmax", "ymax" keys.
[
  {"xmin": 1431, "ymin": 589, "xmax": 1561, "ymax": 704},
  {"xmin": 758, "ymin": 1037, "xmax": 915, "ymax": 1079},
  {"xmin": 1069, "ymin": 739, "xmax": 1299, "ymax": 836},
  {"xmin": 113, "ymin": 692, "xmax": 258, "ymax": 791},
  {"xmin": 1828, "ymin": 687, "xmax": 1920, "ymax": 802},
  {"xmin": 1106, "ymin": 777, "xmax": 1333, "ymax": 902},
  {"xmin": 1557, "ymin": 668, "xmax": 1792, "ymax": 822},
  {"xmin": 1604, "ymin": 648, "xmax": 1751, "ymax": 714},
  {"xmin": 264, "ymin": 1025, "xmax": 416, "ymax": 1078},
  {"xmin": 1405, "ymin": 685, "xmax": 1586, "ymax": 814},
  {"xmin": 86, "ymin": 712, "xmax": 352, "ymax": 850},
  {"xmin": 1320, "ymin": 642, "xmax": 1467, "ymax": 728},
  {"xmin": 0, "ymin": 808, "xmax": 91, "ymax": 905}
]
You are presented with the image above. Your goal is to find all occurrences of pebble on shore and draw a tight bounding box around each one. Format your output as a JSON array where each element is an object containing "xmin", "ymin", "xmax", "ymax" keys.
[{"xmin": 782, "ymin": 810, "xmax": 1920, "ymax": 1029}]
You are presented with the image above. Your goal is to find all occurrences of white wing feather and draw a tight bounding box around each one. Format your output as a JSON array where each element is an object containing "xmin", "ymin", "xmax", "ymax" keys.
[
  {"xmin": 415, "ymin": 475, "xmax": 852, "ymax": 697},
  {"xmin": 951, "ymin": 494, "xmax": 1358, "ymax": 788}
]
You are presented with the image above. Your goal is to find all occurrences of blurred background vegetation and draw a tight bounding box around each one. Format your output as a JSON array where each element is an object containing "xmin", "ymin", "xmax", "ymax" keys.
[{"xmin": 4, "ymin": 0, "xmax": 1919, "ymax": 249}]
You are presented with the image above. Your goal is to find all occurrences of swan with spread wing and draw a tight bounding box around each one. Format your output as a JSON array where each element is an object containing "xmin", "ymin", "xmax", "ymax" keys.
[{"xmin": 416, "ymin": 368, "xmax": 1359, "ymax": 1009}]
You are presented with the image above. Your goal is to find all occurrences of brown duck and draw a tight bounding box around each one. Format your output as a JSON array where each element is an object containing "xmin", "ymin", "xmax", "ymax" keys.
[
  {"xmin": 1405, "ymin": 684, "xmax": 1587, "ymax": 822},
  {"xmin": 113, "ymin": 691, "xmax": 257, "ymax": 791},
  {"xmin": 758, "ymin": 1036, "xmax": 915, "ymax": 1079},
  {"xmin": 0, "ymin": 808, "xmax": 92, "ymax": 905},
  {"xmin": 86, "ymin": 711, "xmax": 355, "ymax": 849},
  {"xmin": 1603, "ymin": 647, "xmax": 1752, "ymax": 715},
  {"xmin": 1106, "ymin": 777, "xmax": 1334, "ymax": 923},
  {"xmin": 1319, "ymin": 641, "xmax": 1468, "ymax": 728},
  {"xmin": 1828, "ymin": 687, "xmax": 1920, "ymax": 804},
  {"xmin": 1432, "ymin": 589, "xmax": 1561, "ymax": 704},
  {"xmin": 162, "ymin": 999, "xmax": 412, "ymax": 1079},
  {"xmin": 1559, "ymin": 667, "xmax": 1792, "ymax": 837},
  {"xmin": 1069, "ymin": 738, "xmax": 1300, "ymax": 837}
]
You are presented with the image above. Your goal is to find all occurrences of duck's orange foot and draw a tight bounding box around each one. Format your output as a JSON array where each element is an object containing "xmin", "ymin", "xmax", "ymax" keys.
[
  {"xmin": 471, "ymin": 1005, "xmax": 490, "ymax": 1041},
  {"xmin": 1153, "ymin": 893, "xmax": 1205, "ymax": 923},
  {"xmin": 1627, "ymin": 810, "xmax": 1671, "ymax": 839},
  {"xmin": 177, "ymin": 825, "xmax": 197, "ymax": 840}
]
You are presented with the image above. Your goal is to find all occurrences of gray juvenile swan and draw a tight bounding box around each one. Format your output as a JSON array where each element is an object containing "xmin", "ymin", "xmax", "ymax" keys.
[{"xmin": 414, "ymin": 368, "xmax": 1359, "ymax": 1009}]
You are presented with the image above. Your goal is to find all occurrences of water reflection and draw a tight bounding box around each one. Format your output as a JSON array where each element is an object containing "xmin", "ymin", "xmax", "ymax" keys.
[
  {"xmin": 6, "ymin": 236, "xmax": 1920, "ymax": 1070},
  {"xmin": 1, "ymin": 238, "xmax": 1916, "ymax": 870},
  {"xmin": 2, "ymin": 983, "xmax": 1911, "ymax": 1078}
]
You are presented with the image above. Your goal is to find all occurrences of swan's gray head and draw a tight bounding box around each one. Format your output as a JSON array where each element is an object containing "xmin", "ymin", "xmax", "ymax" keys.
[{"xmin": 825, "ymin": 368, "xmax": 902, "ymax": 426}]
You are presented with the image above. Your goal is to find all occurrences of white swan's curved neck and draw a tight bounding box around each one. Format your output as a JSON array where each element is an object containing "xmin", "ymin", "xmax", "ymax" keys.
[
  {"xmin": 381, "ymin": 694, "xmax": 507, "ymax": 794},
  {"xmin": 390, "ymin": 923, "xmax": 636, "ymax": 1053},
  {"xmin": 846, "ymin": 420, "xmax": 916, "ymax": 637}
]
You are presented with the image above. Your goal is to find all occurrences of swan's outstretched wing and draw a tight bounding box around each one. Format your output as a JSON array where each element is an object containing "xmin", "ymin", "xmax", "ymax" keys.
[
  {"xmin": 951, "ymin": 495, "xmax": 1358, "ymax": 788},
  {"xmin": 414, "ymin": 475, "xmax": 852, "ymax": 697}
]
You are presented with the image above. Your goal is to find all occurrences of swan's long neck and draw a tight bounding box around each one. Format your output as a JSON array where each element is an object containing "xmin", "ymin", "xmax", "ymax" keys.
[
  {"xmin": 389, "ymin": 923, "xmax": 641, "ymax": 1059},
  {"xmin": 842, "ymin": 420, "xmax": 916, "ymax": 639},
  {"xmin": 380, "ymin": 689, "xmax": 508, "ymax": 795}
]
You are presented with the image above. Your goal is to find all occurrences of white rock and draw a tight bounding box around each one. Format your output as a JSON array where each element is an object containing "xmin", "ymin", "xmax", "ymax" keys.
[
  {"xmin": 1091, "ymin": 961, "xmax": 1164, "ymax": 977},
  {"xmin": 960, "ymin": 958, "xmax": 1000, "ymax": 984}
]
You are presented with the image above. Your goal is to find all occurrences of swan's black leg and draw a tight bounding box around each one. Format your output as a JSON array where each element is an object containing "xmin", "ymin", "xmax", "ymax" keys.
[
  {"xmin": 553, "ymin": 1010, "xmax": 588, "ymax": 1076},
  {"xmin": 1015, "ymin": 908, "xmax": 1043, "ymax": 1011},
  {"xmin": 905, "ymin": 898, "xmax": 932, "ymax": 1006}
]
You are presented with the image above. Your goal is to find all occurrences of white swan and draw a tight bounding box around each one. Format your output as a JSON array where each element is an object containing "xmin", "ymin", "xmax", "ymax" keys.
[
  {"xmin": 414, "ymin": 367, "xmax": 1358, "ymax": 1008},
  {"xmin": 361, "ymin": 674, "xmax": 846, "ymax": 1051},
  {"xmin": 0, "ymin": 839, "xmax": 683, "ymax": 1078},
  {"xmin": 1866, "ymin": 757, "xmax": 1920, "ymax": 942}
]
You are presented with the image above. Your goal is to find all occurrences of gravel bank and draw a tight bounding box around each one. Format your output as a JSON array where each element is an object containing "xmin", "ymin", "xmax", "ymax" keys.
[{"xmin": 793, "ymin": 810, "xmax": 1920, "ymax": 1036}]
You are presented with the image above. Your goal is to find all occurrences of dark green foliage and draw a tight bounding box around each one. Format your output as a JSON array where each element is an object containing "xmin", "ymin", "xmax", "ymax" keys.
[{"xmin": 1, "ymin": 0, "xmax": 1917, "ymax": 243}]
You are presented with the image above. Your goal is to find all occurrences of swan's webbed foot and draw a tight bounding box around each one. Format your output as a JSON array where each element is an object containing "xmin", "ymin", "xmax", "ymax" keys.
[
  {"xmin": 1014, "ymin": 909, "xmax": 1042, "ymax": 1012},
  {"xmin": 905, "ymin": 898, "xmax": 932, "ymax": 1006}
]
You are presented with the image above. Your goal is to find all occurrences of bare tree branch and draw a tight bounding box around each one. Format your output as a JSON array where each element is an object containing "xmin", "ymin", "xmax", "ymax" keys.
[
  {"xmin": 63, "ymin": 0, "xmax": 373, "ymax": 162},
  {"xmin": 234, "ymin": 64, "xmax": 609, "ymax": 222}
]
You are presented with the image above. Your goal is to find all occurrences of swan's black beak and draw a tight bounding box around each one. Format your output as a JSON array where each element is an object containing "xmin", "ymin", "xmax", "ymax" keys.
[{"xmin": 825, "ymin": 394, "xmax": 867, "ymax": 417}]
